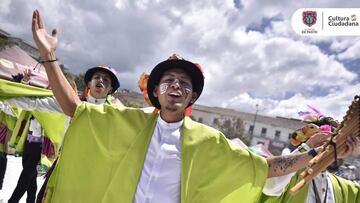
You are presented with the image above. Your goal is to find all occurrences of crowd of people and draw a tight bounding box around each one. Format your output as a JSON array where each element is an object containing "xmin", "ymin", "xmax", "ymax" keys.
[{"xmin": 0, "ymin": 9, "xmax": 359, "ymax": 203}]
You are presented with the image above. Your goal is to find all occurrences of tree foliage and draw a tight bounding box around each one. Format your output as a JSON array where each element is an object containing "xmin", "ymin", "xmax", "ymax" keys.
[
  {"xmin": 74, "ymin": 73, "xmax": 85, "ymax": 93},
  {"xmin": 213, "ymin": 117, "xmax": 250, "ymax": 146},
  {"xmin": 0, "ymin": 37, "xmax": 8, "ymax": 49}
]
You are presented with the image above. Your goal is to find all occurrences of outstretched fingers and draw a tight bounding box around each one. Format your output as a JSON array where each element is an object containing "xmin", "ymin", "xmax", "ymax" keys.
[
  {"xmin": 36, "ymin": 10, "xmax": 44, "ymax": 29},
  {"xmin": 52, "ymin": 28, "xmax": 57, "ymax": 38},
  {"xmin": 32, "ymin": 10, "xmax": 38, "ymax": 32},
  {"xmin": 342, "ymin": 136, "xmax": 358, "ymax": 157}
]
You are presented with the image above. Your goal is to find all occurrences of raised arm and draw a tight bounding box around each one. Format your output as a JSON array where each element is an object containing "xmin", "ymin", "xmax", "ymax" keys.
[
  {"xmin": 263, "ymin": 132, "xmax": 331, "ymax": 195},
  {"xmin": 266, "ymin": 150, "xmax": 316, "ymax": 178},
  {"xmin": 32, "ymin": 10, "xmax": 80, "ymax": 117}
]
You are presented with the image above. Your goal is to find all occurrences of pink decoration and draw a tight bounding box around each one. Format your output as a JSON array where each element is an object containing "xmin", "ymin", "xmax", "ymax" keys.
[
  {"xmin": 42, "ymin": 136, "xmax": 55, "ymax": 158},
  {"xmin": 0, "ymin": 124, "xmax": 8, "ymax": 144},
  {"xmin": 298, "ymin": 105, "xmax": 324, "ymax": 122},
  {"xmin": 319, "ymin": 124, "xmax": 332, "ymax": 132},
  {"xmin": 306, "ymin": 104, "xmax": 323, "ymax": 117}
]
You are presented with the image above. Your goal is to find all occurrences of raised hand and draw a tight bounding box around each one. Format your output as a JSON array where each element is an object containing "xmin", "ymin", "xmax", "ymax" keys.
[
  {"xmin": 306, "ymin": 132, "xmax": 331, "ymax": 148},
  {"xmin": 22, "ymin": 68, "xmax": 32, "ymax": 82},
  {"xmin": 30, "ymin": 10, "xmax": 81, "ymax": 117},
  {"xmin": 339, "ymin": 135, "xmax": 360, "ymax": 158},
  {"xmin": 31, "ymin": 10, "xmax": 57, "ymax": 58}
]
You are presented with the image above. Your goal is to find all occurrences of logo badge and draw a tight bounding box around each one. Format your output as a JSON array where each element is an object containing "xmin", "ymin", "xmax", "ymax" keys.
[
  {"xmin": 302, "ymin": 11, "xmax": 317, "ymax": 27},
  {"xmin": 351, "ymin": 14, "xmax": 357, "ymax": 21}
]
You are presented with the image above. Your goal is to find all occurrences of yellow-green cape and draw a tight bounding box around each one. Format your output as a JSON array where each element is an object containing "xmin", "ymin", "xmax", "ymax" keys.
[
  {"xmin": 0, "ymin": 79, "xmax": 52, "ymax": 100},
  {"xmin": 45, "ymin": 103, "xmax": 268, "ymax": 203},
  {"xmin": 8, "ymin": 110, "xmax": 32, "ymax": 152},
  {"xmin": 0, "ymin": 79, "xmax": 66, "ymax": 157},
  {"xmin": 329, "ymin": 173, "xmax": 360, "ymax": 203},
  {"xmin": 260, "ymin": 172, "xmax": 360, "ymax": 203},
  {"xmin": 0, "ymin": 110, "xmax": 17, "ymax": 130},
  {"xmin": 259, "ymin": 171, "xmax": 309, "ymax": 203}
]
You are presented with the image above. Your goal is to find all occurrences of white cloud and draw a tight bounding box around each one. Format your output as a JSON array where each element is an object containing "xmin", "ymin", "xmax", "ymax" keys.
[
  {"xmin": 223, "ymin": 83, "xmax": 360, "ymax": 121},
  {"xmin": 0, "ymin": 0, "xmax": 11, "ymax": 16},
  {"xmin": 197, "ymin": 32, "xmax": 356, "ymax": 102},
  {"xmin": 337, "ymin": 40, "xmax": 360, "ymax": 60}
]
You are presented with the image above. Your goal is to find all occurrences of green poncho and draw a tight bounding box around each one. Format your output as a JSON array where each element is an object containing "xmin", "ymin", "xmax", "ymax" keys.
[
  {"xmin": 0, "ymin": 110, "xmax": 17, "ymax": 131},
  {"xmin": 329, "ymin": 173, "xmax": 360, "ymax": 203},
  {"xmin": 0, "ymin": 79, "xmax": 66, "ymax": 157},
  {"xmin": 45, "ymin": 103, "xmax": 268, "ymax": 203},
  {"xmin": 260, "ymin": 172, "xmax": 360, "ymax": 203},
  {"xmin": 8, "ymin": 110, "xmax": 32, "ymax": 152}
]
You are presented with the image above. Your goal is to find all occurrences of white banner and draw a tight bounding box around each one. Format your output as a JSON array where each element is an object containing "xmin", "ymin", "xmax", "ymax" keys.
[{"xmin": 291, "ymin": 8, "xmax": 360, "ymax": 36}]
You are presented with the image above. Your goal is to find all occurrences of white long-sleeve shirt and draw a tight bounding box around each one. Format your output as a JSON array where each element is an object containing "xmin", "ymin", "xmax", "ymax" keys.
[
  {"xmin": 1, "ymin": 100, "xmax": 44, "ymax": 143},
  {"xmin": 306, "ymin": 172, "xmax": 335, "ymax": 203},
  {"xmin": 3, "ymin": 95, "xmax": 120, "ymax": 148},
  {"xmin": 0, "ymin": 101, "xmax": 17, "ymax": 117},
  {"xmin": 4, "ymin": 97, "xmax": 70, "ymax": 139},
  {"xmin": 4, "ymin": 96, "xmax": 63, "ymax": 113},
  {"xmin": 3, "ymin": 95, "xmax": 115, "ymax": 130}
]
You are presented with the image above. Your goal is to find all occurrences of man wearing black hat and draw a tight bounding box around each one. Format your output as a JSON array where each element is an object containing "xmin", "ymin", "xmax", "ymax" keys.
[
  {"xmin": 82, "ymin": 65, "xmax": 122, "ymax": 104},
  {"xmin": 31, "ymin": 10, "xmax": 359, "ymax": 203},
  {"xmin": 3, "ymin": 64, "xmax": 121, "ymax": 115},
  {"xmin": 3, "ymin": 65, "xmax": 121, "ymax": 203}
]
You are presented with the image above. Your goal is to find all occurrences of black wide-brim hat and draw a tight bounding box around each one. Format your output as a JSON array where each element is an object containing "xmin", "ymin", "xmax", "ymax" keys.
[
  {"xmin": 147, "ymin": 56, "xmax": 204, "ymax": 109},
  {"xmin": 84, "ymin": 65, "xmax": 120, "ymax": 94}
]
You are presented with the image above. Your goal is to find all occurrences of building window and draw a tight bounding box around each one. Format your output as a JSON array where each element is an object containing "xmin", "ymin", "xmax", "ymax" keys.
[
  {"xmin": 198, "ymin": 117, "xmax": 203, "ymax": 123},
  {"xmin": 248, "ymin": 125, "xmax": 254, "ymax": 134},
  {"xmin": 275, "ymin": 130, "xmax": 281, "ymax": 140},
  {"xmin": 213, "ymin": 118, "xmax": 219, "ymax": 125},
  {"xmin": 261, "ymin": 128, "xmax": 267, "ymax": 137}
]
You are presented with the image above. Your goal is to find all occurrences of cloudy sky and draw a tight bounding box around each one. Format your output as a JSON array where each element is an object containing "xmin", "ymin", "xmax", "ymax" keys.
[{"xmin": 1, "ymin": 0, "xmax": 359, "ymax": 120}]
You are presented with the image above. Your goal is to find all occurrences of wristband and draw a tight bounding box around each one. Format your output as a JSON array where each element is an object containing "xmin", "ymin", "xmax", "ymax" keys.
[
  {"xmin": 298, "ymin": 143, "xmax": 311, "ymax": 152},
  {"xmin": 41, "ymin": 58, "xmax": 58, "ymax": 63},
  {"xmin": 307, "ymin": 149, "xmax": 318, "ymax": 157}
]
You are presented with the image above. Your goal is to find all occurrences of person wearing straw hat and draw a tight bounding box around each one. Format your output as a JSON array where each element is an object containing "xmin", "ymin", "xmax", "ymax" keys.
[{"xmin": 31, "ymin": 10, "xmax": 359, "ymax": 203}]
